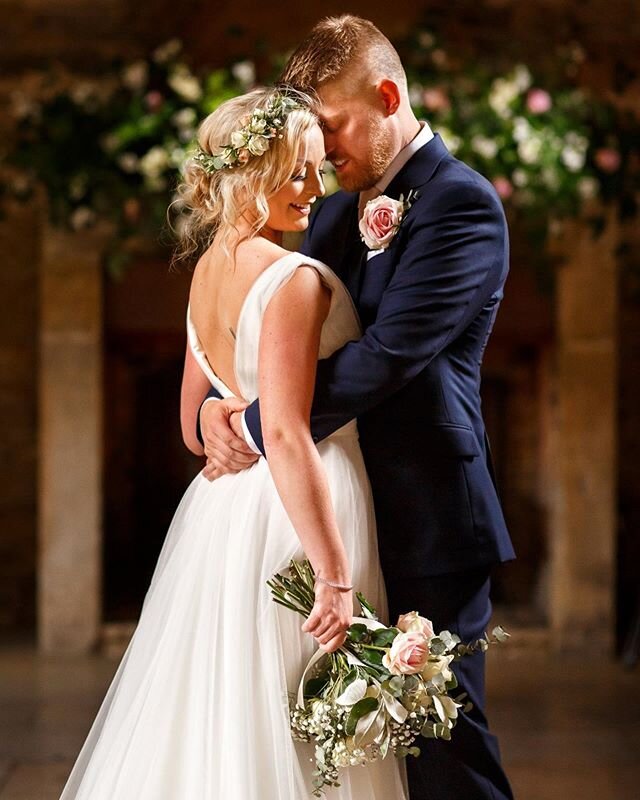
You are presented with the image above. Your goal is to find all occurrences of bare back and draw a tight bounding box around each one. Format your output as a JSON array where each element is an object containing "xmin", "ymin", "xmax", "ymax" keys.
[{"xmin": 188, "ymin": 238, "xmax": 291, "ymax": 398}]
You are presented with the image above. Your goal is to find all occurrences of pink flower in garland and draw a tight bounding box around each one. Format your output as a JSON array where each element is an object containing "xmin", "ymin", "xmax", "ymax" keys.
[
  {"xmin": 595, "ymin": 147, "xmax": 621, "ymax": 173},
  {"xmin": 526, "ymin": 88, "xmax": 552, "ymax": 114}
]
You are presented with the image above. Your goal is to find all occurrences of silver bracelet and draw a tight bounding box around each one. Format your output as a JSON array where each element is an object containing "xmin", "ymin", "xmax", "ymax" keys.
[{"xmin": 315, "ymin": 575, "xmax": 353, "ymax": 592}]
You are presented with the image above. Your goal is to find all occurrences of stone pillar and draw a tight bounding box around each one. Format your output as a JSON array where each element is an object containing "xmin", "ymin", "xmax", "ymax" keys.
[
  {"xmin": 548, "ymin": 214, "xmax": 618, "ymax": 651},
  {"xmin": 38, "ymin": 225, "xmax": 105, "ymax": 653}
]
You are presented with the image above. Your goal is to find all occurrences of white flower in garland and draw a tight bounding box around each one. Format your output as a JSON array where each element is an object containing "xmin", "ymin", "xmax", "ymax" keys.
[
  {"xmin": 152, "ymin": 38, "xmax": 182, "ymax": 65},
  {"xmin": 168, "ymin": 65, "xmax": 202, "ymax": 102},
  {"xmin": 577, "ymin": 176, "xmax": 599, "ymax": 200},
  {"xmin": 471, "ymin": 135, "xmax": 498, "ymax": 159},
  {"xmin": 231, "ymin": 60, "xmax": 256, "ymax": 88},
  {"xmin": 139, "ymin": 146, "xmax": 169, "ymax": 179},
  {"xmin": 518, "ymin": 136, "xmax": 543, "ymax": 164},
  {"xmin": 121, "ymin": 60, "xmax": 149, "ymax": 92}
]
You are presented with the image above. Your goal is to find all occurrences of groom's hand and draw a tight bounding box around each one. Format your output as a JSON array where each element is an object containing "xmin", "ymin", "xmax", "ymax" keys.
[{"xmin": 200, "ymin": 398, "xmax": 259, "ymax": 481}]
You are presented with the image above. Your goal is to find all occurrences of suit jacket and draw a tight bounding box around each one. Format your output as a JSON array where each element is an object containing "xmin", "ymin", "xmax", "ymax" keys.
[{"xmin": 204, "ymin": 134, "xmax": 516, "ymax": 577}]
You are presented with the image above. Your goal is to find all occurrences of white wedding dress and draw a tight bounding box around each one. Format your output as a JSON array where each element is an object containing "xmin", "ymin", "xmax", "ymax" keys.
[{"xmin": 60, "ymin": 252, "xmax": 408, "ymax": 800}]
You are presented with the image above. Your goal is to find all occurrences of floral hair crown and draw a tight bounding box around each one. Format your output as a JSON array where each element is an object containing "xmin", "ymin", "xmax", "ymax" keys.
[{"xmin": 194, "ymin": 93, "xmax": 305, "ymax": 173}]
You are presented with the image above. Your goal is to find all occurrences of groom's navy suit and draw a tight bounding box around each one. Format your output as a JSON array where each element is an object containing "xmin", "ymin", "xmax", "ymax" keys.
[{"xmin": 200, "ymin": 134, "xmax": 515, "ymax": 799}]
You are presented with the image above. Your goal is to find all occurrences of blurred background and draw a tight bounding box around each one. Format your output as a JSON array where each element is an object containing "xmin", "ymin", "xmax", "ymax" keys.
[{"xmin": 0, "ymin": 1, "xmax": 639, "ymax": 798}]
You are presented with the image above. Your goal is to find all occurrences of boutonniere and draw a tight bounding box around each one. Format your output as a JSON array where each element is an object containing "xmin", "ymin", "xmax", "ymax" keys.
[{"xmin": 359, "ymin": 190, "xmax": 418, "ymax": 252}]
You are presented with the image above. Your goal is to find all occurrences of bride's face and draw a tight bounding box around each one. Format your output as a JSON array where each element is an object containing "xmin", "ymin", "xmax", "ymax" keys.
[{"xmin": 264, "ymin": 124, "xmax": 326, "ymax": 234}]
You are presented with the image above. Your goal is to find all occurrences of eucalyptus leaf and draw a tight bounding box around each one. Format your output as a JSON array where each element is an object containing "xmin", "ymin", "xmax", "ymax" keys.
[
  {"xmin": 492, "ymin": 625, "xmax": 510, "ymax": 643},
  {"xmin": 429, "ymin": 637, "xmax": 447, "ymax": 656},
  {"xmin": 438, "ymin": 629, "xmax": 461, "ymax": 650}
]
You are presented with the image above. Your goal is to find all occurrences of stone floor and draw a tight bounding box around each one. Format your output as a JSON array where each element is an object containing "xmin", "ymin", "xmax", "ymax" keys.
[{"xmin": 0, "ymin": 637, "xmax": 638, "ymax": 799}]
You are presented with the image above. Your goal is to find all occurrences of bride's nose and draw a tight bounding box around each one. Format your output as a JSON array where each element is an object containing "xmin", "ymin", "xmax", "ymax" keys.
[{"xmin": 311, "ymin": 171, "xmax": 326, "ymax": 197}]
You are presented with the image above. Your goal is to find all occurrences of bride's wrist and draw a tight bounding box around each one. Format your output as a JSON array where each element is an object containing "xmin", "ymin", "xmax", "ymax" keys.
[{"xmin": 315, "ymin": 574, "xmax": 353, "ymax": 593}]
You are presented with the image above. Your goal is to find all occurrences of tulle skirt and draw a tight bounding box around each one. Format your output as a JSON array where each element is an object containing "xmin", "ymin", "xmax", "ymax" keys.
[{"xmin": 60, "ymin": 429, "xmax": 407, "ymax": 799}]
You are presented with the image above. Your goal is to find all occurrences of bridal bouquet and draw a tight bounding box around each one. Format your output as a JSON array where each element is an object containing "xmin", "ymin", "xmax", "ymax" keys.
[{"xmin": 268, "ymin": 560, "xmax": 509, "ymax": 796}]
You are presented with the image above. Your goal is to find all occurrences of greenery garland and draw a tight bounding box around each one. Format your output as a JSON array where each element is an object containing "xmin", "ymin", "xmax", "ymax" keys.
[{"xmin": 1, "ymin": 33, "xmax": 637, "ymax": 278}]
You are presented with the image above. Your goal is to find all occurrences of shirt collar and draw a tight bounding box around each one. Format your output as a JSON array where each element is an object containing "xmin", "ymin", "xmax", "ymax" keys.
[{"xmin": 373, "ymin": 121, "xmax": 434, "ymax": 194}]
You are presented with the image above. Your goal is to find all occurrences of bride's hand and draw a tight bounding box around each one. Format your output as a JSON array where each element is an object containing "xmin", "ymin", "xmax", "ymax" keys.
[{"xmin": 302, "ymin": 582, "xmax": 353, "ymax": 653}]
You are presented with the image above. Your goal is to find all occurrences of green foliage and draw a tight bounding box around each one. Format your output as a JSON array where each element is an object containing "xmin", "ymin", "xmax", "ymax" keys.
[{"xmin": 3, "ymin": 30, "xmax": 637, "ymax": 280}]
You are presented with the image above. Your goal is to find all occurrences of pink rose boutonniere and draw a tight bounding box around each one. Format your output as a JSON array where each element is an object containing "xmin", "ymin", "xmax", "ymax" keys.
[{"xmin": 359, "ymin": 191, "xmax": 417, "ymax": 252}]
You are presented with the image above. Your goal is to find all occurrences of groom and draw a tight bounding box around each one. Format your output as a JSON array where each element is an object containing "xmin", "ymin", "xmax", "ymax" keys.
[{"xmin": 195, "ymin": 15, "xmax": 515, "ymax": 800}]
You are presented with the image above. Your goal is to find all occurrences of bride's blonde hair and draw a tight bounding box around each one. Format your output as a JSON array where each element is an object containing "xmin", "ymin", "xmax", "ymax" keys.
[{"xmin": 172, "ymin": 86, "xmax": 318, "ymax": 264}]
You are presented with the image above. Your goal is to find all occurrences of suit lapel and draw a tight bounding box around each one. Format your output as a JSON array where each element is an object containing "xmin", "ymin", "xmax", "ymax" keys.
[
  {"xmin": 384, "ymin": 133, "xmax": 450, "ymax": 201},
  {"xmin": 340, "ymin": 196, "xmax": 366, "ymax": 301}
]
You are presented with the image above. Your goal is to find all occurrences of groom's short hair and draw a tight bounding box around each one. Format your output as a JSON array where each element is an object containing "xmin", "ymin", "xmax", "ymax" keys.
[{"xmin": 280, "ymin": 15, "xmax": 406, "ymax": 93}]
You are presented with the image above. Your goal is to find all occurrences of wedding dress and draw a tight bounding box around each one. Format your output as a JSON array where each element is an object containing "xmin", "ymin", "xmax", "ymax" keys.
[{"xmin": 60, "ymin": 252, "xmax": 408, "ymax": 800}]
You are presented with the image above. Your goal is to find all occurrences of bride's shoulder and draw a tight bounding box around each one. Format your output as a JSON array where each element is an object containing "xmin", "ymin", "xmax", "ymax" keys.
[{"xmin": 237, "ymin": 238, "xmax": 289, "ymax": 270}]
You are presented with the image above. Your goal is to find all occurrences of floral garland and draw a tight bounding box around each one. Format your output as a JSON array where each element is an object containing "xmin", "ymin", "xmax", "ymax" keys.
[
  {"xmin": 193, "ymin": 94, "xmax": 303, "ymax": 172},
  {"xmin": 1, "ymin": 32, "xmax": 637, "ymax": 276}
]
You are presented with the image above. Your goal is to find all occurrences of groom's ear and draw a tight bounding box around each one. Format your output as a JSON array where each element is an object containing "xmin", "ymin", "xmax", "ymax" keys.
[{"xmin": 377, "ymin": 79, "xmax": 401, "ymax": 116}]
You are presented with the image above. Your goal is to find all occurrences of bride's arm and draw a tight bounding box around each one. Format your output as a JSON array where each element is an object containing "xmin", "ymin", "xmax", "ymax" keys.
[
  {"xmin": 180, "ymin": 343, "xmax": 210, "ymax": 456},
  {"xmin": 260, "ymin": 266, "xmax": 353, "ymax": 654}
]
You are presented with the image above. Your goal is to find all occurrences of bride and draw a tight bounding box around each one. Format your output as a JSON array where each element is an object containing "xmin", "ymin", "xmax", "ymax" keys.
[{"xmin": 60, "ymin": 87, "xmax": 407, "ymax": 799}]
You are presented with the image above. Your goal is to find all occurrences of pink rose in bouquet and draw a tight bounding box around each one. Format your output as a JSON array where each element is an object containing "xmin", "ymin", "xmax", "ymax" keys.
[
  {"xmin": 382, "ymin": 630, "xmax": 431, "ymax": 675},
  {"xmin": 396, "ymin": 610, "xmax": 435, "ymax": 639}
]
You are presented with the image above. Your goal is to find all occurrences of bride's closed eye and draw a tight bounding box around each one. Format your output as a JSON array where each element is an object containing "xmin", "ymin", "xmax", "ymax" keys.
[{"xmin": 291, "ymin": 168, "xmax": 326, "ymax": 182}]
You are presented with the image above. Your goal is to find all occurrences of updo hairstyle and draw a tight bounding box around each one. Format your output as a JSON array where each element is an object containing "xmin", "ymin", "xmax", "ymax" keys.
[{"xmin": 173, "ymin": 86, "xmax": 318, "ymax": 263}]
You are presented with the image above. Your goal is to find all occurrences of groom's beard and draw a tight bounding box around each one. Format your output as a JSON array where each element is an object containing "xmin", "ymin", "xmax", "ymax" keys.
[{"xmin": 335, "ymin": 116, "xmax": 396, "ymax": 193}]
